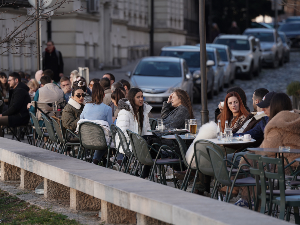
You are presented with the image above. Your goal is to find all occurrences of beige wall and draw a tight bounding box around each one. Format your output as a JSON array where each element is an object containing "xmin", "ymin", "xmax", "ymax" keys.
[{"xmin": 0, "ymin": 0, "xmax": 187, "ymax": 75}]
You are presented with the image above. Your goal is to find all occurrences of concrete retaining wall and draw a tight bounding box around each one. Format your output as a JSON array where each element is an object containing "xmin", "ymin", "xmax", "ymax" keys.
[{"xmin": 0, "ymin": 138, "xmax": 289, "ymax": 225}]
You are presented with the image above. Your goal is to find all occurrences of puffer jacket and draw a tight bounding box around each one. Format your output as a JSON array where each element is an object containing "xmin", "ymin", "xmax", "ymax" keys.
[
  {"xmin": 116, "ymin": 99, "xmax": 152, "ymax": 154},
  {"xmin": 259, "ymin": 110, "xmax": 300, "ymax": 168},
  {"xmin": 61, "ymin": 98, "xmax": 84, "ymax": 132}
]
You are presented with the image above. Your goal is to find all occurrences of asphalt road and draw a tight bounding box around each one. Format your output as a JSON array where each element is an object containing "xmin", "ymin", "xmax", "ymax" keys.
[{"xmin": 90, "ymin": 51, "xmax": 300, "ymax": 122}]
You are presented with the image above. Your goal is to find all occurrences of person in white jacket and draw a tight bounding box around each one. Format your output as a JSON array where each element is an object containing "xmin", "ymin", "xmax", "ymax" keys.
[{"xmin": 116, "ymin": 88, "xmax": 152, "ymax": 150}]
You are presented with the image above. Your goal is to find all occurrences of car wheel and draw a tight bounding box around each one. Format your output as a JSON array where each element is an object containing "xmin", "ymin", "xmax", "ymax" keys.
[
  {"xmin": 219, "ymin": 78, "xmax": 224, "ymax": 91},
  {"xmin": 279, "ymin": 54, "xmax": 284, "ymax": 66},
  {"xmin": 246, "ymin": 63, "xmax": 253, "ymax": 80},
  {"xmin": 193, "ymin": 86, "xmax": 200, "ymax": 103},
  {"xmin": 272, "ymin": 54, "xmax": 279, "ymax": 68},
  {"xmin": 214, "ymin": 81, "xmax": 219, "ymax": 95},
  {"xmin": 207, "ymin": 80, "xmax": 214, "ymax": 99},
  {"xmin": 253, "ymin": 60, "xmax": 261, "ymax": 77}
]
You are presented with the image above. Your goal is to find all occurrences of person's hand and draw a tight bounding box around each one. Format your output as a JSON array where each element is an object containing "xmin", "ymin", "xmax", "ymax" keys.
[
  {"xmin": 27, "ymin": 103, "xmax": 32, "ymax": 109},
  {"xmin": 59, "ymin": 73, "xmax": 64, "ymax": 77},
  {"xmin": 167, "ymin": 93, "xmax": 173, "ymax": 103},
  {"xmin": 218, "ymin": 102, "xmax": 224, "ymax": 112}
]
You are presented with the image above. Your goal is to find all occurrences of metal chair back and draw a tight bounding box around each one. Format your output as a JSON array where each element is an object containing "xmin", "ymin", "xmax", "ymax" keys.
[
  {"xmin": 79, "ymin": 122, "xmax": 107, "ymax": 151},
  {"xmin": 29, "ymin": 111, "xmax": 44, "ymax": 138},
  {"xmin": 194, "ymin": 139, "xmax": 224, "ymax": 177},
  {"xmin": 41, "ymin": 113, "xmax": 57, "ymax": 143},
  {"xmin": 149, "ymin": 118, "xmax": 157, "ymax": 130},
  {"xmin": 206, "ymin": 146, "xmax": 232, "ymax": 187},
  {"xmin": 127, "ymin": 129, "xmax": 153, "ymax": 166},
  {"xmin": 174, "ymin": 134, "xmax": 189, "ymax": 167},
  {"xmin": 51, "ymin": 118, "xmax": 65, "ymax": 144},
  {"xmin": 112, "ymin": 125, "xmax": 131, "ymax": 157}
]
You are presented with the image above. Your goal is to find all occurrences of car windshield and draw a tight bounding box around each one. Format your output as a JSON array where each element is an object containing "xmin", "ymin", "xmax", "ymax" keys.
[
  {"xmin": 216, "ymin": 49, "xmax": 228, "ymax": 61},
  {"xmin": 133, "ymin": 61, "xmax": 181, "ymax": 77},
  {"xmin": 160, "ymin": 51, "xmax": 200, "ymax": 67},
  {"xmin": 279, "ymin": 34, "xmax": 287, "ymax": 43},
  {"xmin": 207, "ymin": 51, "xmax": 215, "ymax": 62},
  {"xmin": 286, "ymin": 17, "xmax": 300, "ymax": 23},
  {"xmin": 215, "ymin": 39, "xmax": 250, "ymax": 50},
  {"xmin": 244, "ymin": 32, "xmax": 274, "ymax": 42},
  {"xmin": 279, "ymin": 23, "xmax": 300, "ymax": 32}
]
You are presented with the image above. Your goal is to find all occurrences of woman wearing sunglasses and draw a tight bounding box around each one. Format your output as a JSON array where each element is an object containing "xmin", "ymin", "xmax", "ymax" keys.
[{"xmin": 61, "ymin": 80, "xmax": 86, "ymax": 133}]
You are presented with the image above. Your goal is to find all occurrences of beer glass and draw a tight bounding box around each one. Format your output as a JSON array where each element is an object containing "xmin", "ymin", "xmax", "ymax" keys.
[{"xmin": 189, "ymin": 119, "xmax": 197, "ymax": 135}]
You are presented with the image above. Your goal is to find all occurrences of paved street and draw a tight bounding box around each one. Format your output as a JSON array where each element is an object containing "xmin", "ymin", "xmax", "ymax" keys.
[{"xmin": 90, "ymin": 51, "xmax": 300, "ymax": 122}]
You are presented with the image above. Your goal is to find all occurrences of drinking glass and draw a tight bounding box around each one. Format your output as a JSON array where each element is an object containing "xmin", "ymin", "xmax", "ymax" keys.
[
  {"xmin": 53, "ymin": 101, "xmax": 58, "ymax": 111},
  {"xmin": 189, "ymin": 119, "xmax": 197, "ymax": 135},
  {"xmin": 225, "ymin": 128, "xmax": 232, "ymax": 142},
  {"xmin": 157, "ymin": 119, "xmax": 164, "ymax": 131},
  {"xmin": 185, "ymin": 119, "xmax": 190, "ymax": 131}
]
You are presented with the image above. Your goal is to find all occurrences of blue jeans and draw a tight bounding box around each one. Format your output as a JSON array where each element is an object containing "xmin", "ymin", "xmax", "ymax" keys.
[{"xmin": 93, "ymin": 150, "xmax": 107, "ymax": 161}]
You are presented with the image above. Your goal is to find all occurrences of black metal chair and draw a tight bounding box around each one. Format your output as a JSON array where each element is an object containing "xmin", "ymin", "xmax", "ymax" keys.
[
  {"xmin": 127, "ymin": 129, "xmax": 182, "ymax": 184},
  {"xmin": 41, "ymin": 113, "xmax": 59, "ymax": 152},
  {"xmin": 79, "ymin": 122, "xmax": 111, "ymax": 167},
  {"xmin": 29, "ymin": 111, "xmax": 49, "ymax": 148}
]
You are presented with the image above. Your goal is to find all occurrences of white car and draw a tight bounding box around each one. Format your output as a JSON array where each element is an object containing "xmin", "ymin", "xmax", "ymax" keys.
[{"xmin": 214, "ymin": 35, "xmax": 262, "ymax": 80}]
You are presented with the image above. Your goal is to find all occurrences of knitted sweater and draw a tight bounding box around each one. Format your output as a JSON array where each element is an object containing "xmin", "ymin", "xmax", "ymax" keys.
[{"xmin": 161, "ymin": 102, "xmax": 190, "ymax": 129}]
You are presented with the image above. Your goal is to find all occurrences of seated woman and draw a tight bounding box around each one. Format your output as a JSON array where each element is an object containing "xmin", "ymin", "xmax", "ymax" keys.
[
  {"xmin": 218, "ymin": 91, "xmax": 249, "ymax": 133},
  {"xmin": 61, "ymin": 80, "xmax": 85, "ymax": 140},
  {"xmin": 111, "ymin": 88, "xmax": 125, "ymax": 123},
  {"xmin": 236, "ymin": 93, "xmax": 298, "ymax": 207},
  {"xmin": 79, "ymin": 83, "xmax": 113, "ymax": 165},
  {"xmin": 161, "ymin": 89, "xmax": 194, "ymax": 129},
  {"xmin": 215, "ymin": 86, "xmax": 250, "ymax": 122}
]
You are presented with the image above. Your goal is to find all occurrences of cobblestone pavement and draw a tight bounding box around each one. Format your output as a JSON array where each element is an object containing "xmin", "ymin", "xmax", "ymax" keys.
[{"xmin": 151, "ymin": 51, "xmax": 300, "ymax": 121}]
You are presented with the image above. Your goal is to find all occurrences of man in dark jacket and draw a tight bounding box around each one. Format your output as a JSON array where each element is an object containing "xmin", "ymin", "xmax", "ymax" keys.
[
  {"xmin": 0, "ymin": 72, "xmax": 31, "ymax": 137},
  {"xmin": 42, "ymin": 41, "xmax": 64, "ymax": 83}
]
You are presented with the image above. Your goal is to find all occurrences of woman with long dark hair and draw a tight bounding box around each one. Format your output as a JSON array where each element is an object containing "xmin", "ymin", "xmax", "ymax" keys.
[
  {"xmin": 80, "ymin": 83, "xmax": 112, "ymax": 125},
  {"xmin": 116, "ymin": 88, "xmax": 152, "ymax": 152},
  {"xmin": 111, "ymin": 88, "xmax": 125, "ymax": 122},
  {"xmin": 218, "ymin": 91, "xmax": 249, "ymax": 133},
  {"xmin": 0, "ymin": 72, "xmax": 10, "ymax": 112},
  {"xmin": 161, "ymin": 89, "xmax": 194, "ymax": 129}
]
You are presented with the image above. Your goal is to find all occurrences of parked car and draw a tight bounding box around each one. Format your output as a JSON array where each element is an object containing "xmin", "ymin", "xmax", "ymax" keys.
[
  {"xmin": 278, "ymin": 31, "xmax": 290, "ymax": 62},
  {"xmin": 206, "ymin": 43, "xmax": 236, "ymax": 87},
  {"xmin": 286, "ymin": 16, "xmax": 300, "ymax": 23},
  {"xmin": 243, "ymin": 28, "xmax": 284, "ymax": 68},
  {"xmin": 126, "ymin": 57, "xmax": 194, "ymax": 107},
  {"xmin": 278, "ymin": 22, "xmax": 300, "ymax": 48},
  {"xmin": 160, "ymin": 45, "xmax": 215, "ymax": 101},
  {"xmin": 250, "ymin": 22, "xmax": 273, "ymax": 29},
  {"xmin": 213, "ymin": 35, "xmax": 261, "ymax": 80}
]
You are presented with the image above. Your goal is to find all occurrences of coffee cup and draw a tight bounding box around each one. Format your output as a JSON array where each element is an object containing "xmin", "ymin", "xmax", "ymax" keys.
[
  {"xmin": 243, "ymin": 134, "xmax": 251, "ymax": 141},
  {"xmin": 220, "ymin": 101, "xmax": 224, "ymax": 107}
]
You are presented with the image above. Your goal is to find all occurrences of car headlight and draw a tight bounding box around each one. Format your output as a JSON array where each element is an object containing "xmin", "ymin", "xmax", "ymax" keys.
[
  {"xmin": 193, "ymin": 71, "xmax": 201, "ymax": 79},
  {"xmin": 234, "ymin": 56, "xmax": 245, "ymax": 62}
]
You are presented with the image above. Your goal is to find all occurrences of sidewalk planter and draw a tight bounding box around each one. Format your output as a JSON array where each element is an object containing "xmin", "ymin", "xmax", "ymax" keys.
[{"xmin": 287, "ymin": 81, "xmax": 300, "ymax": 109}]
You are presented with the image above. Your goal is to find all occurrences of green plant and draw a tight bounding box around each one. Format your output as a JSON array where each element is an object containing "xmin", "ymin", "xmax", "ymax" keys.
[{"xmin": 287, "ymin": 81, "xmax": 300, "ymax": 96}]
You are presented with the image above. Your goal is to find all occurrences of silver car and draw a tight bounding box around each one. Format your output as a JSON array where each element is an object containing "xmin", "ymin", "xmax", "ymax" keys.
[
  {"xmin": 127, "ymin": 57, "xmax": 194, "ymax": 107},
  {"xmin": 206, "ymin": 43, "xmax": 236, "ymax": 87},
  {"xmin": 160, "ymin": 45, "xmax": 214, "ymax": 101},
  {"xmin": 279, "ymin": 31, "xmax": 290, "ymax": 63},
  {"xmin": 243, "ymin": 28, "xmax": 284, "ymax": 68}
]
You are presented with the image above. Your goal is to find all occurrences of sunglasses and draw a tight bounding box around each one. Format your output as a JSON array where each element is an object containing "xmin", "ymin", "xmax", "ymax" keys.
[{"xmin": 75, "ymin": 93, "xmax": 86, "ymax": 98}]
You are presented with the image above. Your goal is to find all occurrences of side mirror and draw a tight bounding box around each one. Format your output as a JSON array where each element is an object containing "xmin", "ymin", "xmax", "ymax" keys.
[
  {"xmin": 206, "ymin": 60, "xmax": 215, "ymax": 67},
  {"xmin": 186, "ymin": 74, "xmax": 191, "ymax": 80},
  {"xmin": 218, "ymin": 62, "xmax": 225, "ymax": 67},
  {"xmin": 193, "ymin": 70, "xmax": 200, "ymax": 79},
  {"xmin": 126, "ymin": 71, "xmax": 131, "ymax": 77}
]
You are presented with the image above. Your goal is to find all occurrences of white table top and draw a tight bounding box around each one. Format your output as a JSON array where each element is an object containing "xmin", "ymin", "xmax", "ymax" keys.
[
  {"xmin": 206, "ymin": 138, "xmax": 256, "ymax": 145},
  {"xmin": 162, "ymin": 135, "xmax": 256, "ymax": 144},
  {"xmin": 162, "ymin": 134, "xmax": 195, "ymax": 140}
]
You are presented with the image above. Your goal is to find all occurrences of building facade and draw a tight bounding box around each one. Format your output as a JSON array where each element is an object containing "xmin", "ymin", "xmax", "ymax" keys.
[{"xmin": 0, "ymin": 0, "xmax": 195, "ymax": 75}]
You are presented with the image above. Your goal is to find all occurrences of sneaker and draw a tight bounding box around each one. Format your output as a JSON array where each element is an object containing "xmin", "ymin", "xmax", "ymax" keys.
[{"xmin": 234, "ymin": 198, "xmax": 249, "ymax": 207}]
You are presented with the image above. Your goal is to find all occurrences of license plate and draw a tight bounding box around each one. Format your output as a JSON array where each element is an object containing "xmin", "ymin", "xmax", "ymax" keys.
[{"xmin": 145, "ymin": 97, "xmax": 163, "ymax": 103}]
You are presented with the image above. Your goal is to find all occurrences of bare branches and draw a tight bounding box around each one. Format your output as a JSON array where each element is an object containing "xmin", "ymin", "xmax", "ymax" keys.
[{"xmin": 0, "ymin": 0, "xmax": 84, "ymax": 71}]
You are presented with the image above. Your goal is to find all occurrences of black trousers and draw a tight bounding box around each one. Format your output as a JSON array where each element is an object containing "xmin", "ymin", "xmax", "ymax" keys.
[{"xmin": 0, "ymin": 116, "xmax": 9, "ymax": 137}]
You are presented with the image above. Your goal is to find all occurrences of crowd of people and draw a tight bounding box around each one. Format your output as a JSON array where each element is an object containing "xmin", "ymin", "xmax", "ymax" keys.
[{"xmin": 0, "ymin": 67, "xmax": 299, "ymax": 205}]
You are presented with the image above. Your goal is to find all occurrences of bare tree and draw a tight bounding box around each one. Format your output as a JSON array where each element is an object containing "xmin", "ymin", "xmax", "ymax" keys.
[{"xmin": 0, "ymin": 0, "xmax": 83, "ymax": 71}]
